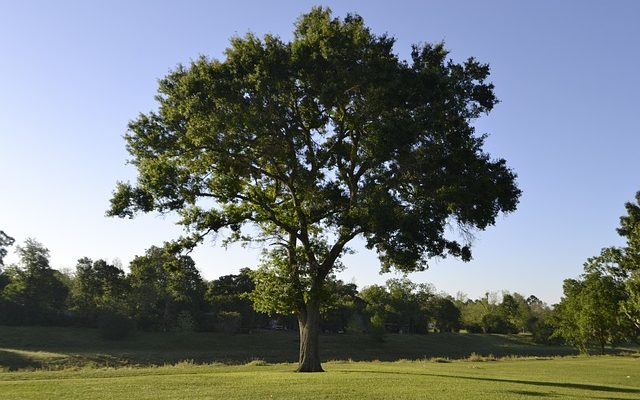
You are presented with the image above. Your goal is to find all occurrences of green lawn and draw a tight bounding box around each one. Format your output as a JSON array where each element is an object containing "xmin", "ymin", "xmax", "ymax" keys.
[
  {"xmin": 0, "ymin": 326, "xmax": 638, "ymax": 399},
  {"xmin": 1, "ymin": 357, "xmax": 639, "ymax": 399},
  {"xmin": 0, "ymin": 326, "xmax": 587, "ymax": 370}
]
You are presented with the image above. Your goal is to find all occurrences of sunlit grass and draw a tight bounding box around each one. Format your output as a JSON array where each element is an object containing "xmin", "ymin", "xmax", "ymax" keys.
[{"xmin": 1, "ymin": 356, "xmax": 639, "ymax": 399}]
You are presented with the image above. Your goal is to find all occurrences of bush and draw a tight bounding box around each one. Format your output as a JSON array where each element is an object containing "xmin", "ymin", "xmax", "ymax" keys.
[{"xmin": 98, "ymin": 310, "xmax": 135, "ymax": 340}]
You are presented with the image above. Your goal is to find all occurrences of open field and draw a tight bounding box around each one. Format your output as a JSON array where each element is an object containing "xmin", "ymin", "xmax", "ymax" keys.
[
  {"xmin": 0, "ymin": 326, "xmax": 638, "ymax": 399},
  {"xmin": 1, "ymin": 356, "xmax": 640, "ymax": 399},
  {"xmin": 0, "ymin": 326, "xmax": 592, "ymax": 370}
]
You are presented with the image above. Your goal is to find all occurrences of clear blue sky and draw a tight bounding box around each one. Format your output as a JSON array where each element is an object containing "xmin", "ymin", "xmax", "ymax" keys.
[{"xmin": 1, "ymin": 1, "xmax": 638, "ymax": 304}]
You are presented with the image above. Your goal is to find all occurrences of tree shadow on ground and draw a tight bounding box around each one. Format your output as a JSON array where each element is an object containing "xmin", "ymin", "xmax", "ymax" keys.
[
  {"xmin": 0, "ymin": 349, "xmax": 42, "ymax": 371},
  {"xmin": 506, "ymin": 390, "xmax": 557, "ymax": 397},
  {"xmin": 337, "ymin": 370, "xmax": 640, "ymax": 395}
]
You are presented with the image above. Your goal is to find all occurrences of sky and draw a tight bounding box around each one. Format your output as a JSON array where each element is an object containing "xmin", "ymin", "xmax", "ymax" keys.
[{"xmin": 1, "ymin": 1, "xmax": 638, "ymax": 304}]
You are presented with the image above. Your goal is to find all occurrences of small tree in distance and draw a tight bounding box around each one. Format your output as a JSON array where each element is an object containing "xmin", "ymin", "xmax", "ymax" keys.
[
  {"xmin": 0, "ymin": 230, "xmax": 14, "ymax": 267},
  {"xmin": 108, "ymin": 8, "xmax": 520, "ymax": 371}
]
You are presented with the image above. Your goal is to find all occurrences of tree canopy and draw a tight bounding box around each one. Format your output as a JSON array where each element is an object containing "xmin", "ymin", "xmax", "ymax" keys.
[{"xmin": 108, "ymin": 7, "xmax": 520, "ymax": 371}]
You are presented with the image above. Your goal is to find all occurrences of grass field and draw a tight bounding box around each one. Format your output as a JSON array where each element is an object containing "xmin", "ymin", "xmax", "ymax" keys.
[
  {"xmin": 1, "ymin": 326, "xmax": 638, "ymax": 399},
  {"xmin": 1, "ymin": 356, "xmax": 639, "ymax": 399}
]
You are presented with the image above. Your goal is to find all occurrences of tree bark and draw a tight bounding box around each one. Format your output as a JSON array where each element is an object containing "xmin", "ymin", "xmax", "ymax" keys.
[{"xmin": 296, "ymin": 301, "xmax": 323, "ymax": 372}]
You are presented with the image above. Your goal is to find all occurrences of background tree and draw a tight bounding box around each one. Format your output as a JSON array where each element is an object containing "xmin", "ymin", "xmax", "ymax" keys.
[
  {"xmin": 69, "ymin": 258, "xmax": 129, "ymax": 325},
  {"xmin": 554, "ymin": 272, "xmax": 630, "ymax": 354},
  {"xmin": 588, "ymin": 192, "xmax": 640, "ymax": 330},
  {"xmin": 524, "ymin": 295, "xmax": 558, "ymax": 344},
  {"xmin": 359, "ymin": 278, "xmax": 433, "ymax": 334},
  {"xmin": 498, "ymin": 292, "xmax": 534, "ymax": 333},
  {"xmin": 427, "ymin": 296, "xmax": 461, "ymax": 333},
  {"xmin": 107, "ymin": 8, "xmax": 520, "ymax": 371},
  {"xmin": 555, "ymin": 191, "xmax": 640, "ymax": 347},
  {"xmin": 319, "ymin": 279, "xmax": 362, "ymax": 333},
  {"xmin": 458, "ymin": 292, "xmax": 505, "ymax": 333},
  {"xmin": 0, "ymin": 239, "xmax": 68, "ymax": 325},
  {"xmin": 206, "ymin": 267, "xmax": 267, "ymax": 331},
  {"xmin": 0, "ymin": 230, "xmax": 14, "ymax": 267},
  {"xmin": 128, "ymin": 246, "xmax": 206, "ymax": 331}
]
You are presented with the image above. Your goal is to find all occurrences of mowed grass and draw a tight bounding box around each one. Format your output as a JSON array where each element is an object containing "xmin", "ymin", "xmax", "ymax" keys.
[
  {"xmin": 1, "ymin": 357, "xmax": 640, "ymax": 400},
  {"xmin": 0, "ymin": 326, "xmax": 586, "ymax": 370}
]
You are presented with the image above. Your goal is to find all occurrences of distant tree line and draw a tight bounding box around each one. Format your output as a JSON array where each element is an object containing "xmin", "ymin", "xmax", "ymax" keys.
[
  {"xmin": 2, "ymin": 189, "xmax": 639, "ymax": 353},
  {"xmin": 0, "ymin": 234, "xmax": 558, "ymax": 342}
]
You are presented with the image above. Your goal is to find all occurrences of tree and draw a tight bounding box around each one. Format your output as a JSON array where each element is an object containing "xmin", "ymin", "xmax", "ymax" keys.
[
  {"xmin": 610, "ymin": 192, "xmax": 640, "ymax": 330},
  {"xmin": 70, "ymin": 257, "xmax": 129, "ymax": 325},
  {"xmin": 500, "ymin": 292, "xmax": 531, "ymax": 333},
  {"xmin": 428, "ymin": 296, "xmax": 461, "ymax": 332},
  {"xmin": 359, "ymin": 278, "xmax": 434, "ymax": 334},
  {"xmin": 554, "ymin": 272, "xmax": 630, "ymax": 354},
  {"xmin": 207, "ymin": 267, "xmax": 267, "ymax": 331},
  {"xmin": 578, "ymin": 192, "xmax": 640, "ymax": 332},
  {"xmin": 0, "ymin": 230, "xmax": 14, "ymax": 267},
  {"xmin": 128, "ymin": 246, "xmax": 206, "ymax": 331},
  {"xmin": 107, "ymin": 8, "xmax": 520, "ymax": 371},
  {"xmin": 0, "ymin": 239, "xmax": 68, "ymax": 324},
  {"xmin": 458, "ymin": 292, "xmax": 509, "ymax": 333},
  {"xmin": 0, "ymin": 230, "xmax": 13, "ymax": 293}
]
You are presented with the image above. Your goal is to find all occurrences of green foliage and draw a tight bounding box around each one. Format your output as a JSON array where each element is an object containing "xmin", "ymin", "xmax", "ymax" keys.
[
  {"xmin": 457, "ymin": 292, "xmax": 539, "ymax": 334},
  {"xmin": 0, "ymin": 230, "xmax": 14, "ymax": 267},
  {"xmin": 427, "ymin": 296, "xmax": 461, "ymax": 332},
  {"xmin": 0, "ymin": 239, "xmax": 68, "ymax": 325},
  {"xmin": 69, "ymin": 258, "xmax": 129, "ymax": 325},
  {"xmin": 175, "ymin": 310, "xmax": 196, "ymax": 332},
  {"xmin": 319, "ymin": 279, "xmax": 363, "ymax": 333},
  {"xmin": 128, "ymin": 246, "xmax": 206, "ymax": 330},
  {"xmin": 360, "ymin": 278, "xmax": 434, "ymax": 334},
  {"xmin": 107, "ymin": 7, "xmax": 520, "ymax": 368},
  {"xmin": 458, "ymin": 293, "xmax": 503, "ymax": 333},
  {"xmin": 523, "ymin": 295, "xmax": 558, "ymax": 344},
  {"xmin": 206, "ymin": 268, "xmax": 267, "ymax": 330},
  {"xmin": 554, "ymin": 272, "xmax": 631, "ymax": 354},
  {"xmin": 555, "ymin": 191, "xmax": 640, "ymax": 352}
]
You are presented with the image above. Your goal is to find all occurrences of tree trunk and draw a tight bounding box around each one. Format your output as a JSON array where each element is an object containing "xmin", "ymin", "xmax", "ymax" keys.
[{"xmin": 297, "ymin": 301, "xmax": 323, "ymax": 372}]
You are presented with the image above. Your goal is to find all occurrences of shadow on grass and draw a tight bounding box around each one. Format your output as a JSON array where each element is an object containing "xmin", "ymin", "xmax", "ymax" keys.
[
  {"xmin": 507, "ymin": 390, "xmax": 557, "ymax": 397},
  {"xmin": 0, "ymin": 349, "xmax": 42, "ymax": 371},
  {"xmin": 338, "ymin": 370, "xmax": 640, "ymax": 395}
]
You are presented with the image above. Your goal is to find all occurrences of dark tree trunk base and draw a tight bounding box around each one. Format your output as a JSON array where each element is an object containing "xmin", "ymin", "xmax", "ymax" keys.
[
  {"xmin": 296, "ymin": 364, "xmax": 325, "ymax": 373},
  {"xmin": 296, "ymin": 302, "xmax": 324, "ymax": 373}
]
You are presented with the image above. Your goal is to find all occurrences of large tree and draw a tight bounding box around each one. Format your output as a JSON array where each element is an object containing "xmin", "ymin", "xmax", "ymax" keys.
[{"xmin": 108, "ymin": 8, "xmax": 520, "ymax": 371}]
